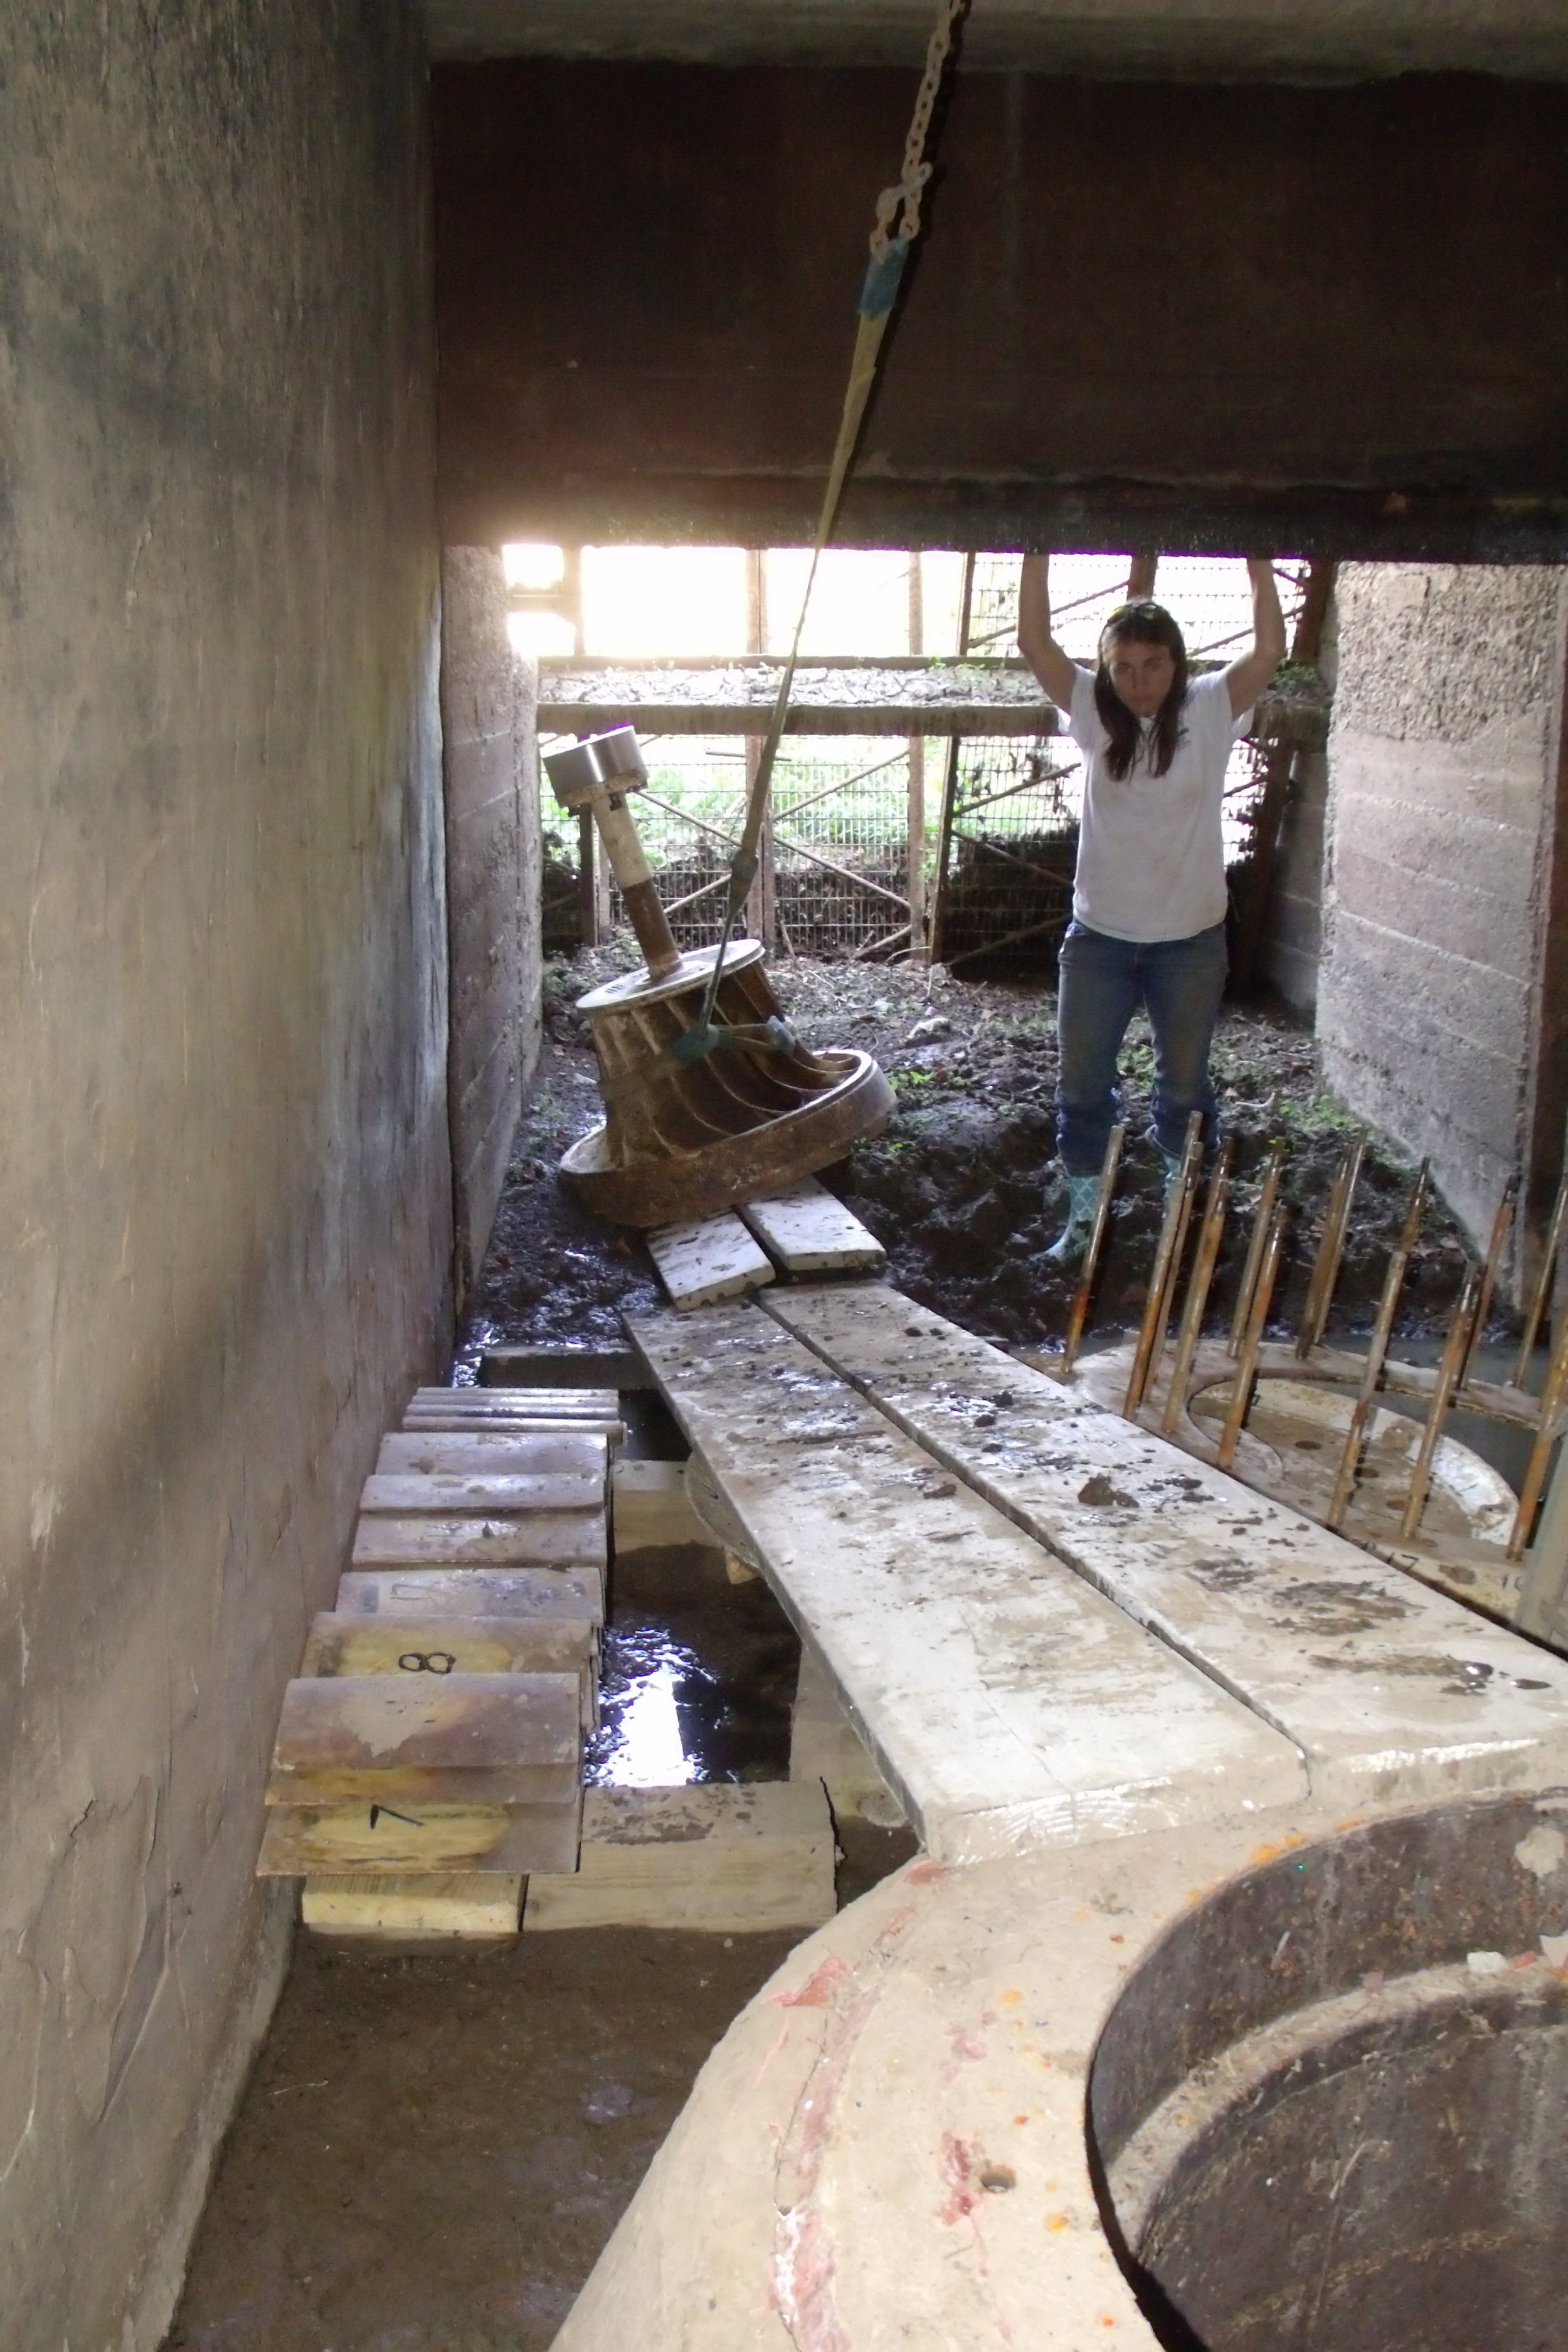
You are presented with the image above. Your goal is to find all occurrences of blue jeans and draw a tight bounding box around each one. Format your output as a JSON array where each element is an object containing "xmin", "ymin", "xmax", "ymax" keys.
[{"xmin": 1056, "ymin": 919, "xmax": 1228, "ymax": 1175}]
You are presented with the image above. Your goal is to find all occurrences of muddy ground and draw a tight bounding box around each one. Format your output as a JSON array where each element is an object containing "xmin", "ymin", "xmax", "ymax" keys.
[{"xmin": 458, "ymin": 939, "xmax": 1493, "ymax": 1370}]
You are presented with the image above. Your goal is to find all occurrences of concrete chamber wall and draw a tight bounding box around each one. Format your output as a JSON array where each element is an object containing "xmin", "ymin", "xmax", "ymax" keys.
[
  {"xmin": 0, "ymin": 8, "xmax": 447, "ymax": 2348},
  {"xmin": 1318, "ymin": 566, "xmax": 1568, "ymax": 1274},
  {"xmin": 442, "ymin": 552, "xmax": 542, "ymax": 1307}
]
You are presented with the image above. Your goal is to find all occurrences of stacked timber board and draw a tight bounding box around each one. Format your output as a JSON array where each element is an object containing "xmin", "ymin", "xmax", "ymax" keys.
[{"xmin": 258, "ymin": 1385, "xmax": 618, "ymax": 1934}]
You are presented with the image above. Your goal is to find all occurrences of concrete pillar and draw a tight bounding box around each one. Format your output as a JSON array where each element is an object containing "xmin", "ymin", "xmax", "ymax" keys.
[
  {"xmin": 440, "ymin": 551, "xmax": 543, "ymax": 1306},
  {"xmin": 1318, "ymin": 565, "xmax": 1568, "ymax": 1286}
]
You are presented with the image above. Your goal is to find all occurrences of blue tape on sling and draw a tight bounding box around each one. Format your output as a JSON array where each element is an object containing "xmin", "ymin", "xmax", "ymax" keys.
[
  {"xmin": 669, "ymin": 1015, "xmax": 797, "ymax": 1069},
  {"xmin": 859, "ymin": 237, "xmax": 911, "ymax": 319}
]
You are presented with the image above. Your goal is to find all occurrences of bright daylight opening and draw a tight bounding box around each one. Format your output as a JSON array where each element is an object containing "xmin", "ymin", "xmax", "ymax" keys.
[{"xmin": 517, "ymin": 543, "xmax": 1305, "ymax": 975}]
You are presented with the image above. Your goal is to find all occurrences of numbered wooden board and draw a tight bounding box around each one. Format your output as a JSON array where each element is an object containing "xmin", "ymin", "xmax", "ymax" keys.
[
  {"xmin": 349, "ymin": 1510, "xmax": 608, "ymax": 1571},
  {"xmin": 300, "ymin": 1613, "xmax": 597, "ymax": 1724},
  {"xmin": 359, "ymin": 1470, "xmax": 605, "ymax": 1516},
  {"xmin": 378, "ymin": 1430, "xmax": 609, "ymax": 1481},
  {"xmin": 335, "ymin": 1564, "xmax": 605, "ymax": 1625},
  {"xmin": 258, "ymin": 1794, "xmax": 582, "ymax": 1877}
]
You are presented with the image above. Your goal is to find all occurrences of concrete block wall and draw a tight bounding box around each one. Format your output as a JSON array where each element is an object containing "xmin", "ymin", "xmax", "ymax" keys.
[
  {"xmin": 442, "ymin": 552, "xmax": 543, "ymax": 1305},
  {"xmin": 0, "ymin": 8, "xmax": 447, "ymax": 2347},
  {"xmin": 1318, "ymin": 565, "xmax": 1568, "ymax": 1272}
]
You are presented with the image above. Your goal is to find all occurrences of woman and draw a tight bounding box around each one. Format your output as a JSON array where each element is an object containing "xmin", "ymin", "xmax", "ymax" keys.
[{"xmin": 1017, "ymin": 555, "xmax": 1286, "ymax": 1261}]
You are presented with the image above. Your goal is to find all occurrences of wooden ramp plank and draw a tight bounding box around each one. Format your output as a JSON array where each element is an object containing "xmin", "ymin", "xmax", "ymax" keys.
[
  {"xmin": 628, "ymin": 1306, "xmax": 1306, "ymax": 1864},
  {"xmin": 523, "ymin": 1782, "xmax": 835, "ymax": 1933},
  {"xmin": 647, "ymin": 1214, "xmax": 774, "ymax": 1311},
  {"xmin": 765, "ymin": 1283, "xmax": 1568, "ymax": 1813},
  {"xmin": 302, "ymin": 1872, "xmax": 523, "ymax": 1939},
  {"xmin": 378, "ymin": 1430, "xmax": 608, "ymax": 1480},
  {"xmin": 336, "ymin": 1564, "xmax": 604, "ymax": 1625},
  {"xmin": 257, "ymin": 1794, "xmax": 581, "ymax": 1877},
  {"xmin": 359, "ymin": 1470, "xmax": 605, "ymax": 1516},
  {"xmin": 350, "ymin": 1509, "xmax": 608, "ymax": 1571},
  {"xmin": 267, "ymin": 1671, "xmax": 581, "ymax": 1806},
  {"xmin": 738, "ymin": 1177, "xmax": 886, "ymax": 1275}
]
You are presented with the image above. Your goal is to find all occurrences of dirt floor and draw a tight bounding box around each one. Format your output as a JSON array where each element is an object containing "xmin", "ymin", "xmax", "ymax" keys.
[
  {"xmin": 170, "ymin": 941, "xmax": 1508, "ymax": 2352},
  {"xmin": 456, "ymin": 940, "xmax": 1495, "ymax": 1374}
]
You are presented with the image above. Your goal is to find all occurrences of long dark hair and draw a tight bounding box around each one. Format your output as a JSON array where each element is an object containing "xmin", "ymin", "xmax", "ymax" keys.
[{"xmin": 1093, "ymin": 601, "xmax": 1189, "ymax": 781}]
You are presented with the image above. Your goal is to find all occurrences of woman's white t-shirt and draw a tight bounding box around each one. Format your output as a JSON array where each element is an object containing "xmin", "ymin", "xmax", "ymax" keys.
[{"xmin": 1066, "ymin": 666, "xmax": 1252, "ymax": 944}]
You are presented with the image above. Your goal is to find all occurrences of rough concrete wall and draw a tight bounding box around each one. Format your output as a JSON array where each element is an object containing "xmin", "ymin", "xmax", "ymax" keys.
[
  {"xmin": 1259, "ymin": 751, "xmax": 1329, "ymax": 1014},
  {"xmin": 442, "ymin": 551, "xmax": 543, "ymax": 1303},
  {"xmin": 1318, "ymin": 566, "xmax": 1568, "ymax": 1271},
  {"xmin": 0, "ymin": 8, "xmax": 446, "ymax": 2349}
]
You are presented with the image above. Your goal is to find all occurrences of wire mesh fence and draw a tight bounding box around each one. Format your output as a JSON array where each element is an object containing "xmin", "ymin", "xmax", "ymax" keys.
[{"xmin": 539, "ymin": 733, "xmax": 925, "ymax": 958}]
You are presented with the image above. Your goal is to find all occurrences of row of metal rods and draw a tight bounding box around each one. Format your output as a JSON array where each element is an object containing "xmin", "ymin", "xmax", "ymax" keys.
[{"xmin": 1067, "ymin": 1117, "xmax": 1568, "ymax": 1560}]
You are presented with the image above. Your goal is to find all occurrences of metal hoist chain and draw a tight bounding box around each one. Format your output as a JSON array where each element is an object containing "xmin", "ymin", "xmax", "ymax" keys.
[{"xmin": 674, "ymin": 0, "xmax": 972, "ymax": 1069}]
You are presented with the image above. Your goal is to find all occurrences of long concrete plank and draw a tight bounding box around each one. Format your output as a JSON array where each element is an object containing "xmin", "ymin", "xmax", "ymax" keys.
[
  {"xmin": 765, "ymin": 1283, "xmax": 1568, "ymax": 1811},
  {"xmin": 628, "ymin": 1306, "xmax": 1305, "ymax": 1863}
]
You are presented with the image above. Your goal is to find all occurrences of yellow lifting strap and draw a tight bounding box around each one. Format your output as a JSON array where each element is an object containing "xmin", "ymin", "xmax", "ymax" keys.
[{"xmin": 676, "ymin": 0, "xmax": 972, "ymax": 1064}]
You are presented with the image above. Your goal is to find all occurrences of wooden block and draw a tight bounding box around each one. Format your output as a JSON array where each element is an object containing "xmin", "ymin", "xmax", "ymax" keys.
[
  {"xmin": 739, "ymin": 1177, "xmax": 886, "ymax": 1276},
  {"xmin": 299, "ymin": 1613, "xmax": 596, "ymax": 1724},
  {"xmin": 336, "ymin": 1564, "xmax": 604, "ymax": 1625},
  {"xmin": 258, "ymin": 1793, "xmax": 581, "ymax": 1877},
  {"xmin": 403, "ymin": 1387, "xmax": 622, "ymax": 1439},
  {"xmin": 791, "ymin": 1642, "xmax": 906, "ymax": 1828},
  {"xmin": 408, "ymin": 1384, "xmax": 620, "ymax": 1417},
  {"xmin": 359, "ymin": 1470, "xmax": 605, "ymax": 1516},
  {"xmin": 267, "ymin": 1672, "xmax": 581, "ymax": 1806},
  {"xmin": 612, "ymin": 1458, "xmax": 711, "ymax": 1552},
  {"xmin": 378, "ymin": 1429, "xmax": 608, "ymax": 1480},
  {"xmin": 350, "ymin": 1508, "xmax": 608, "ymax": 1571},
  {"xmin": 647, "ymin": 1213, "xmax": 774, "ymax": 1311},
  {"xmin": 480, "ymin": 1345, "xmax": 651, "ymax": 1391},
  {"xmin": 302, "ymin": 1872, "xmax": 524, "ymax": 1939},
  {"xmin": 404, "ymin": 1410, "xmax": 625, "ymax": 1441},
  {"xmin": 522, "ymin": 1782, "xmax": 835, "ymax": 1933}
]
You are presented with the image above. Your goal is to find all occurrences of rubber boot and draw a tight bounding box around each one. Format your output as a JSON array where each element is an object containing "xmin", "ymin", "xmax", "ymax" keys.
[{"xmin": 1046, "ymin": 1173, "xmax": 1102, "ymax": 1265}]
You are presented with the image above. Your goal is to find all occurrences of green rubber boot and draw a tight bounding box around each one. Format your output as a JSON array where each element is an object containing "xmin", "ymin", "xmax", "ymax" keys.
[
  {"xmin": 1046, "ymin": 1173, "xmax": 1102, "ymax": 1265},
  {"xmin": 1157, "ymin": 1143, "xmax": 1184, "ymax": 1204}
]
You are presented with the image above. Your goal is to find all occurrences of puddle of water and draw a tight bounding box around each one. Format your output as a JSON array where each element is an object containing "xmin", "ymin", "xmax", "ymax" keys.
[{"xmin": 588, "ymin": 1628, "xmax": 706, "ymax": 1788}]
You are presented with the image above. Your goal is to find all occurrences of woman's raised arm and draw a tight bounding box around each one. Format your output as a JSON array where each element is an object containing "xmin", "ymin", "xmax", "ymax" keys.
[
  {"xmin": 1226, "ymin": 559, "xmax": 1288, "ymax": 717},
  {"xmin": 1017, "ymin": 554, "xmax": 1080, "ymax": 712}
]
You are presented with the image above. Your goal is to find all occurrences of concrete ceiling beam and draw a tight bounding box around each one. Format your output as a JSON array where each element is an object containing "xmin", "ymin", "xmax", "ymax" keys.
[{"xmin": 424, "ymin": 0, "xmax": 1568, "ymax": 81}]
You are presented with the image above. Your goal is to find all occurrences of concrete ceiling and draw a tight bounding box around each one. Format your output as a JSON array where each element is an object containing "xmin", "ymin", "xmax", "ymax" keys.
[{"xmin": 423, "ymin": 1, "xmax": 1568, "ymax": 80}]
